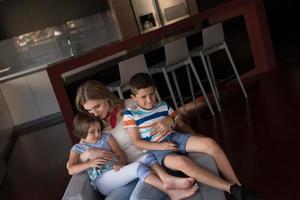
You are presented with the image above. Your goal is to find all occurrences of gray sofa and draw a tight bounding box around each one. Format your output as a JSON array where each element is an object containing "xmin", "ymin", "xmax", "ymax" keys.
[{"xmin": 63, "ymin": 152, "xmax": 225, "ymax": 200}]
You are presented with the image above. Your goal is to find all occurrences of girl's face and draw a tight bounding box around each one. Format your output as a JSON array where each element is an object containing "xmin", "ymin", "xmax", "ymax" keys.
[
  {"xmin": 84, "ymin": 121, "xmax": 102, "ymax": 143},
  {"xmin": 83, "ymin": 99, "xmax": 110, "ymax": 119}
]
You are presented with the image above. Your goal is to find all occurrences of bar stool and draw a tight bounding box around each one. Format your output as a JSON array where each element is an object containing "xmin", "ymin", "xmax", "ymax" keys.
[
  {"xmin": 107, "ymin": 54, "xmax": 161, "ymax": 100},
  {"xmin": 148, "ymin": 37, "xmax": 215, "ymax": 115},
  {"xmin": 190, "ymin": 23, "xmax": 248, "ymax": 108}
]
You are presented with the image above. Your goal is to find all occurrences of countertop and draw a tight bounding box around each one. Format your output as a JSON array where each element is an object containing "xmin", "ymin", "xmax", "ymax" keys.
[
  {"xmin": 0, "ymin": 61, "xmax": 54, "ymax": 83},
  {"xmin": 0, "ymin": 12, "xmax": 122, "ymax": 83}
]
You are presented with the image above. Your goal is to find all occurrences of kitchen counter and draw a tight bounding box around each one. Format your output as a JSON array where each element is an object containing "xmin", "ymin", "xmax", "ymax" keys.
[
  {"xmin": 0, "ymin": 11, "xmax": 122, "ymax": 83},
  {"xmin": 0, "ymin": 61, "xmax": 52, "ymax": 83}
]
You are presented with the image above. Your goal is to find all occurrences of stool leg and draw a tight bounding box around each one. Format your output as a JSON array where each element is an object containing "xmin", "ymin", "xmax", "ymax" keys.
[
  {"xmin": 206, "ymin": 55, "xmax": 220, "ymax": 99},
  {"xmin": 155, "ymin": 90, "xmax": 162, "ymax": 102},
  {"xmin": 162, "ymin": 67, "xmax": 178, "ymax": 110},
  {"xmin": 117, "ymin": 87, "xmax": 124, "ymax": 99},
  {"xmin": 199, "ymin": 53, "xmax": 221, "ymax": 112},
  {"xmin": 186, "ymin": 65, "xmax": 195, "ymax": 101},
  {"xmin": 171, "ymin": 70, "xmax": 184, "ymax": 106},
  {"xmin": 188, "ymin": 58, "xmax": 215, "ymax": 116},
  {"xmin": 149, "ymin": 74, "xmax": 162, "ymax": 101},
  {"xmin": 224, "ymin": 43, "xmax": 248, "ymax": 98}
]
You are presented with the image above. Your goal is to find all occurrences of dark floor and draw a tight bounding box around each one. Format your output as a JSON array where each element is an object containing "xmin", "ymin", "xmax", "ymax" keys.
[{"xmin": 1, "ymin": 28, "xmax": 300, "ymax": 200}]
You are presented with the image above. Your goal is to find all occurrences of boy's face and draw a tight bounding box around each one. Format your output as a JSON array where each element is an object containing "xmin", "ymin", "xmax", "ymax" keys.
[
  {"xmin": 132, "ymin": 86, "xmax": 157, "ymax": 110},
  {"xmin": 85, "ymin": 121, "xmax": 102, "ymax": 143}
]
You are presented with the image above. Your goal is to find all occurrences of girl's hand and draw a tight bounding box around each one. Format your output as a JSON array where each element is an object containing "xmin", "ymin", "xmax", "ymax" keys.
[
  {"xmin": 112, "ymin": 160, "xmax": 124, "ymax": 171},
  {"xmin": 80, "ymin": 148, "xmax": 115, "ymax": 162},
  {"xmin": 89, "ymin": 157, "xmax": 108, "ymax": 168},
  {"xmin": 160, "ymin": 141, "xmax": 179, "ymax": 151}
]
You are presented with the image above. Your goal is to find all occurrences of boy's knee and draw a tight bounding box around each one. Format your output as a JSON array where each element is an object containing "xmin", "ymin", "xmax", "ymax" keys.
[
  {"xmin": 203, "ymin": 137, "xmax": 221, "ymax": 154},
  {"xmin": 173, "ymin": 156, "xmax": 192, "ymax": 169}
]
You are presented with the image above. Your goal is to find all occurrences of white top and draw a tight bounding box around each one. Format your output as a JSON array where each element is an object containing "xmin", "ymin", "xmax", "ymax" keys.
[{"xmin": 103, "ymin": 99, "xmax": 144, "ymax": 163}]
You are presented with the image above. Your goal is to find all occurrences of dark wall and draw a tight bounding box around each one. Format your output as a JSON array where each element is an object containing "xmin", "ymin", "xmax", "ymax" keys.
[
  {"xmin": 0, "ymin": 0, "xmax": 109, "ymax": 40},
  {"xmin": 196, "ymin": 0, "xmax": 226, "ymax": 11},
  {"xmin": 263, "ymin": 0, "xmax": 300, "ymax": 47}
]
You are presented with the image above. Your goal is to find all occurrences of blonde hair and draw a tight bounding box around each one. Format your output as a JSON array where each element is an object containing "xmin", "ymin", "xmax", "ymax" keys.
[{"xmin": 75, "ymin": 80, "xmax": 124, "ymax": 114}]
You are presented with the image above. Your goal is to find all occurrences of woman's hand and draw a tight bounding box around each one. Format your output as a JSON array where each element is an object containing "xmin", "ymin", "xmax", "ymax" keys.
[
  {"xmin": 80, "ymin": 148, "xmax": 115, "ymax": 162},
  {"xmin": 89, "ymin": 157, "xmax": 108, "ymax": 168},
  {"xmin": 159, "ymin": 141, "xmax": 179, "ymax": 151},
  {"xmin": 151, "ymin": 117, "xmax": 174, "ymax": 135},
  {"xmin": 112, "ymin": 160, "xmax": 125, "ymax": 171}
]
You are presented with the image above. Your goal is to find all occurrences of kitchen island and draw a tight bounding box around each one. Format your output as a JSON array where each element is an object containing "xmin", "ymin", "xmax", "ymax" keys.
[{"xmin": 48, "ymin": 0, "xmax": 276, "ymax": 143}]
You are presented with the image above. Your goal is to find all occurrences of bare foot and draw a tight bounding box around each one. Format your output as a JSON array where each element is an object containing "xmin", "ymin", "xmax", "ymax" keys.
[
  {"xmin": 164, "ymin": 176, "xmax": 195, "ymax": 189},
  {"xmin": 167, "ymin": 183, "xmax": 199, "ymax": 200}
]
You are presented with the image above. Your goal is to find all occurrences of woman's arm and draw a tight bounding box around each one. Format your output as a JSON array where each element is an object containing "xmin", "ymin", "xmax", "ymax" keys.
[
  {"xmin": 126, "ymin": 127, "xmax": 178, "ymax": 151},
  {"xmin": 175, "ymin": 117, "xmax": 203, "ymax": 136},
  {"xmin": 151, "ymin": 116, "xmax": 201, "ymax": 136}
]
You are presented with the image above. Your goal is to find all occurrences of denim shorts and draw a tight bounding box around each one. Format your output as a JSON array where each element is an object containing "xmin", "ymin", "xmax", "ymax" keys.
[{"xmin": 146, "ymin": 131, "xmax": 192, "ymax": 165}]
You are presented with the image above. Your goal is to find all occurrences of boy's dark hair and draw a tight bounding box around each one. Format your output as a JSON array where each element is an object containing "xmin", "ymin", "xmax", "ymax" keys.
[
  {"xmin": 130, "ymin": 73, "xmax": 156, "ymax": 95},
  {"xmin": 73, "ymin": 112, "xmax": 102, "ymax": 139}
]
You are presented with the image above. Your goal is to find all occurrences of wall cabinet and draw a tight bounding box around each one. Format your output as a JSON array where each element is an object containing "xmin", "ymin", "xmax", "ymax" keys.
[
  {"xmin": 53, "ymin": 0, "xmax": 109, "ymax": 23},
  {"xmin": 23, "ymin": 0, "xmax": 59, "ymax": 31},
  {"xmin": 0, "ymin": 0, "xmax": 32, "ymax": 39},
  {"xmin": 0, "ymin": 70, "xmax": 60, "ymax": 126},
  {"xmin": 26, "ymin": 70, "xmax": 60, "ymax": 117},
  {"xmin": 0, "ymin": 89, "xmax": 13, "ymax": 131},
  {"xmin": 0, "ymin": 0, "xmax": 109, "ymax": 40}
]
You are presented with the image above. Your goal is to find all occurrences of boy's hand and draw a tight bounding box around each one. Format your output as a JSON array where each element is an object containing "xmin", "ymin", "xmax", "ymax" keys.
[
  {"xmin": 113, "ymin": 160, "xmax": 124, "ymax": 171},
  {"xmin": 160, "ymin": 141, "xmax": 179, "ymax": 151},
  {"xmin": 151, "ymin": 121, "xmax": 169, "ymax": 134},
  {"xmin": 89, "ymin": 157, "xmax": 108, "ymax": 168},
  {"xmin": 151, "ymin": 117, "xmax": 173, "ymax": 135}
]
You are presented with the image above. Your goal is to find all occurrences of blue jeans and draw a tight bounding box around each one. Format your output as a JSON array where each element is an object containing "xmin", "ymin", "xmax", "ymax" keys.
[{"xmin": 146, "ymin": 131, "xmax": 192, "ymax": 165}]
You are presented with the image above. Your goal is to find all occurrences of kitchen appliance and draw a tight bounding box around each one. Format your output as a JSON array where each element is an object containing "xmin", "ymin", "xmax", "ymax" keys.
[
  {"xmin": 131, "ymin": 0, "xmax": 162, "ymax": 33},
  {"xmin": 131, "ymin": 0, "xmax": 190, "ymax": 34},
  {"xmin": 156, "ymin": 0, "xmax": 190, "ymax": 25}
]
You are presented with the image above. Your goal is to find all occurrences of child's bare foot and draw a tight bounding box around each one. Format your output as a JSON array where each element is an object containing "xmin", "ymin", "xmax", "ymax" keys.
[
  {"xmin": 167, "ymin": 183, "xmax": 199, "ymax": 200},
  {"xmin": 164, "ymin": 176, "xmax": 195, "ymax": 189}
]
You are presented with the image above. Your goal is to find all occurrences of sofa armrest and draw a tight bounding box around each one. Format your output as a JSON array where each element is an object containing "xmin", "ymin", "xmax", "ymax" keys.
[{"xmin": 62, "ymin": 172, "xmax": 104, "ymax": 200}]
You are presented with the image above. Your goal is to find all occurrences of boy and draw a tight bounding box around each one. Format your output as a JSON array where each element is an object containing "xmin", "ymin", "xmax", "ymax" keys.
[{"xmin": 124, "ymin": 72, "xmax": 261, "ymax": 200}]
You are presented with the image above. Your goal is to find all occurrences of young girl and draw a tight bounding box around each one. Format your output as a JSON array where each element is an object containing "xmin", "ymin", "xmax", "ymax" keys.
[{"xmin": 67, "ymin": 112, "xmax": 198, "ymax": 199}]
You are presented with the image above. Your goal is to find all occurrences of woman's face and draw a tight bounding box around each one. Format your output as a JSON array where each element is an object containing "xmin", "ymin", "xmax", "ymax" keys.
[{"xmin": 83, "ymin": 99, "xmax": 110, "ymax": 119}]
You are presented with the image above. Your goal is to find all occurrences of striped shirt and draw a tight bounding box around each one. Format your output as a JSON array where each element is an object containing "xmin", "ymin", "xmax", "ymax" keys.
[{"xmin": 123, "ymin": 101, "xmax": 177, "ymax": 142}]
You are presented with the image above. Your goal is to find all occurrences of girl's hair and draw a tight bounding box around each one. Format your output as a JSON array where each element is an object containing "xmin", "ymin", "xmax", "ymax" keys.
[
  {"xmin": 73, "ymin": 112, "xmax": 103, "ymax": 139},
  {"xmin": 75, "ymin": 80, "xmax": 124, "ymax": 114},
  {"xmin": 129, "ymin": 73, "xmax": 156, "ymax": 95}
]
